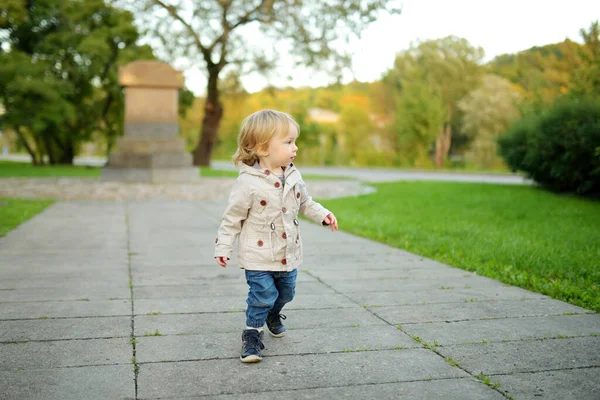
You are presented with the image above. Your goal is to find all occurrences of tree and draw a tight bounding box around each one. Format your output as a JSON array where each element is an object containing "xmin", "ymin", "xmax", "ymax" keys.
[
  {"xmin": 385, "ymin": 36, "xmax": 484, "ymax": 167},
  {"xmin": 138, "ymin": 0, "xmax": 401, "ymax": 166},
  {"xmin": 490, "ymin": 39, "xmax": 585, "ymax": 108},
  {"xmin": 394, "ymin": 81, "xmax": 445, "ymax": 166},
  {"xmin": 0, "ymin": 0, "xmax": 155, "ymax": 164},
  {"xmin": 571, "ymin": 21, "xmax": 600, "ymax": 96},
  {"xmin": 458, "ymin": 74, "xmax": 522, "ymax": 168}
]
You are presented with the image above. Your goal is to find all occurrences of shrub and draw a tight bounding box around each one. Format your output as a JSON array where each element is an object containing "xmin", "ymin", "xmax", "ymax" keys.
[{"xmin": 498, "ymin": 97, "xmax": 600, "ymax": 196}]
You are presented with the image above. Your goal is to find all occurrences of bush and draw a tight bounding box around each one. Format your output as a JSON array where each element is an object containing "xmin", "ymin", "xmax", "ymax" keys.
[{"xmin": 498, "ymin": 97, "xmax": 600, "ymax": 196}]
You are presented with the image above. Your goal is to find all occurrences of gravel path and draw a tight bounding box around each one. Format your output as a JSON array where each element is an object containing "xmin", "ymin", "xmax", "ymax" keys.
[{"xmin": 0, "ymin": 177, "xmax": 375, "ymax": 200}]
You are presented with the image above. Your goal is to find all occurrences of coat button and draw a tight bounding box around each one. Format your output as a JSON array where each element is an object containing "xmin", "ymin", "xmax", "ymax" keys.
[
  {"xmin": 282, "ymin": 232, "xmax": 287, "ymax": 239},
  {"xmin": 260, "ymin": 200, "xmax": 267, "ymax": 206},
  {"xmin": 257, "ymin": 240, "xmax": 263, "ymax": 247},
  {"xmin": 293, "ymin": 219, "xmax": 299, "ymax": 226},
  {"xmin": 264, "ymin": 170, "xmax": 270, "ymax": 175},
  {"xmin": 274, "ymin": 182, "xmax": 281, "ymax": 188},
  {"xmin": 281, "ymin": 258, "xmax": 287, "ymax": 265},
  {"xmin": 282, "ymin": 207, "xmax": 287, "ymax": 213},
  {"xmin": 296, "ymin": 192, "xmax": 300, "ymax": 198}
]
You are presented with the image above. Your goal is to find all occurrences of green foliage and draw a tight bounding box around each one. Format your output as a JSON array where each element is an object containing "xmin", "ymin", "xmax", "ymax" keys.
[
  {"xmin": 384, "ymin": 36, "xmax": 485, "ymax": 166},
  {"xmin": 570, "ymin": 21, "xmax": 600, "ymax": 97},
  {"xmin": 458, "ymin": 74, "xmax": 522, "ymax": 168},
  {"xmin": 0, "ymin": 198, "xmax": 54, "ymax": 237},
  {"xmin": 394, "ymin": 81, "xmax": 444, "ymax": 166},
  {"xmin": 319, "ymin": 182, "xmax": 600, "ymax": 312},
  {"xmin": 490, "ymin": 40, "xmax": 584, "ymax": 107},
  {"xmin": 0, "ymin": 0, "xmax": 156, "ymax": 165},
  {"xmin": 499, "ymin": 97, "xmax": 600, "ymax": 196}
]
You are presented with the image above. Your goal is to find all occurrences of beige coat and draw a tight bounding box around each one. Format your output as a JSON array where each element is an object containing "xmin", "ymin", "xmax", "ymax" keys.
[{"xmin": 214, "ymin": 163, "xmax": 330, "ymax": 271}]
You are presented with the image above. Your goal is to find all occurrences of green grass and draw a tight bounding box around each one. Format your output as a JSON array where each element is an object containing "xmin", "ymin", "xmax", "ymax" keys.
[
  {"xmin": 0, "ymin": 160, "xmax": 100, "ymax": 177},
  {"xmin": 0, "ymin": 198, "xmax": 54, "ymax": 237},
  {"xmin": 318, "ymin": 181, "xmax": 600, "ymax": 312}
]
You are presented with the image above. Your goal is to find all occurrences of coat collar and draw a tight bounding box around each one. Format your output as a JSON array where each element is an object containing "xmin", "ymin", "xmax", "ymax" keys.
[
  {"xmin": 238, "ymin": 162, "xmax": 301, "ymax": 194},
  {"xmin": 238, "ymin": 162, "xmax": 299, "ymax": 179}
]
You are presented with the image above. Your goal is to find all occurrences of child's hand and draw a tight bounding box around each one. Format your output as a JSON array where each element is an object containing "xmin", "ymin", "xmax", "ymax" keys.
[
  {"xmin": 216, "ymin": 256, "xmax": 228, "ymax": 268},
  {"xmin": 323, "ymin": 213, "xmax": 339, "ymax": 231}
]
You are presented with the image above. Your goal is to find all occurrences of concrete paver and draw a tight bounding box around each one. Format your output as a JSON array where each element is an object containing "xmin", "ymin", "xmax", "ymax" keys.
[{"xmin": 0, "ymin": 199, "xmax": 598, "ymax": 399}]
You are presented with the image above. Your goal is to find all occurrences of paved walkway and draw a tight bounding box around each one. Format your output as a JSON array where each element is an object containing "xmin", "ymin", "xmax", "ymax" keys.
[{"xmin": 1, "ymin": 199, "xmax": 598, "ymax": 399}]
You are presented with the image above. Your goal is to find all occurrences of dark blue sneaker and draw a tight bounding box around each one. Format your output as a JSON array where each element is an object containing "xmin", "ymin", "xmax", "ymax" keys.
[
  {"xmin": 266, "ymin": 311, "xmax": 287, "ymax": 337},
  {"xmin": 241, "ymin": 329, "xmax": 264, "ymax": 363}
]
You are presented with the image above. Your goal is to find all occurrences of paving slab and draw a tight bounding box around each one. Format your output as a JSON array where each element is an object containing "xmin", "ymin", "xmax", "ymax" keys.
[
  {"xmin": 0, "ymin": 316, "xmax": 131, "ymax": 342},
  {"xmin": 493, "ymin": 367, "xmax": 600, "ymax": 400},
  {"xmin": 308, "ymin": 267, "xmax": 472, "ymax": 281},
  {"xmin": 133, "ymin": 281, "xmax": 335, "ymax": 299},
  {"xmin": 137, "ymin": 350, "xmax": 468, "ymax": 398},
  {"xmin": 324, "ymin": 275, "xmax": 502, "ymax": 292},
  {"xmin": 401, "ymin": 314, "xmax": 600, "ymax": 345},
  {"xmin": 134, "ymin": 293, "xmax": 356, "ymax": 315},
  {"xmin": 134, "ymin": 308, "xmax": 387, "ymax": 336},
  {"xmin": 346, "ymin": 286, "xmax": 545, "ymax": 307},
  {"xmin": 0, "ymin": 274, "xmax": 129, "ymax": 289},
  {"xmin": 0, "ymin": 286, "xmax": 131, "ymax": 302},
  {"xmin": 135, "ymin": 325, "xmax": 418, "ymax": 363},
  {"xmin": 0, "ymin": 365, "xmax": 135, "ymax": 400},
  {"xmin": 437, "ymin": 336, "xmax": 600, "ymax": 375},
  {"xmin": 0, "ymin": 338, "xmax": 132, "ymax": 370},
  {"xmin": 202, "ymin": 378, "xmax": 506, "ymax": 400},
  {"xmin": 131, "ymin": 267, "xmax": 317, "ymax": 286},
  {"xmin": 369, "ymin": 298, "xmax": 590, "ymax": 324},
  {"xmin": 0, "ymin": 299, "xmax": 131, "ymax": 320}
]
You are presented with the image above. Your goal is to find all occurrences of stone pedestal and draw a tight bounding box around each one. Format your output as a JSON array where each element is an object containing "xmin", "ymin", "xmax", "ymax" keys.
[{"xmin": 102, "ymin": 60, "xmax": 199, "ymax": 183}]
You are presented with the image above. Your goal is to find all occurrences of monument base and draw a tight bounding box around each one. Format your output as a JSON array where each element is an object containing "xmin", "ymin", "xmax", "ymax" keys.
[{"xmin": 101, "ymin": 167, "xmax": 201, "ymax": 183}]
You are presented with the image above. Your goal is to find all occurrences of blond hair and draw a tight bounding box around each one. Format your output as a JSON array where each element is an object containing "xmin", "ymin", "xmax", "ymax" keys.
[{"xmin": 233, "ymin": 109, "xmax": 300, "ymax": 166}]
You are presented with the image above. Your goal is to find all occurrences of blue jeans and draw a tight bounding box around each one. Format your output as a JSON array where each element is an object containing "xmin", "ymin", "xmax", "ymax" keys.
[{"xmin": 245, "ymin": 269, "xmax": 297, "ymax": 328}]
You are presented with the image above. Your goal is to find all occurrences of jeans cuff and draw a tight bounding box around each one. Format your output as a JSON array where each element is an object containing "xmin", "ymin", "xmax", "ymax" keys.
[{"xmin": 246, "ymin": 318, "xmax": 265, "ymax": 328}]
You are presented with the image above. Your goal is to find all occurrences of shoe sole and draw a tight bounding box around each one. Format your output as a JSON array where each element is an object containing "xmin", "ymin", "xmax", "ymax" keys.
[
  {"xmin": 268, "ymin": 330, "xmax": 286, "ymax": 338},
  {"xmin": 240, "ymin": 355, "xmax": 262, "ymax": 363}
]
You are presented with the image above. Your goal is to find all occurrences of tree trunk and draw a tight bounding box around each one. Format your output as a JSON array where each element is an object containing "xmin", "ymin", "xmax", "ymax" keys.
[
  {"xmin": 435, "ymin": 122, "xmax": 452, "ymax": 168},
  {"xmin": 193, "ymin": 68, "xmax": 223, "ymax": 166},
  {"xmin": 13, "ymin": 125, "xmax": 40, "ymax": 165},
  {"xmin": 435, "ymin": 106, "xmax": 453, "ymax": 168}
]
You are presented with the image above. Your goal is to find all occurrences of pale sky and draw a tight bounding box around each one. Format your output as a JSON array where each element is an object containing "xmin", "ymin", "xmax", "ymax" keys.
[{"xmin": 181, "ymin": 0, "xmax": 600, "ymax": 96}]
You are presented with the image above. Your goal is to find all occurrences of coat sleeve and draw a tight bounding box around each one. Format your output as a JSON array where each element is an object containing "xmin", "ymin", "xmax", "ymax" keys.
[
  {"xmin": 214, "ymin": 178, "xmax": 252, "ymax": 260},
  {"xmin": 298, "ymin": 180, "xmax": 330, "ymax": 224}
]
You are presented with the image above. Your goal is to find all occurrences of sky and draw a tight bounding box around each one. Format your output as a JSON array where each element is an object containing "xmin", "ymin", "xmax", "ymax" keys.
[{"xmin": 181, "ymin": 0, "xmax": 600, "ymax": 96}]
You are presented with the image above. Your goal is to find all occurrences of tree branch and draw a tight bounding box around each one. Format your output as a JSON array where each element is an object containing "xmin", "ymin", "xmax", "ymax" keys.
[
  {"xmin": 13, "ymin": 125, "xmax": 39, "ymax": 165},
  {"xmin": 151, "ymin": 0, "xmax": 212, "ymax": 63}
]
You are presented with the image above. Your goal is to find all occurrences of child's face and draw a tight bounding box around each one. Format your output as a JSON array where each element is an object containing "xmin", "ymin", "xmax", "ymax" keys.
[{"xmin": 263, "ymin": 125, "xmax": 299, "ymax": 168}]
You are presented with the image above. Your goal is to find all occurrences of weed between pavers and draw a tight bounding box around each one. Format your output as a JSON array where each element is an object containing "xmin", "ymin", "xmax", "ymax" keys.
[
  {"xmin": 476, "ymin": 372, "xmax": 501, "ymax": 389},
  {"xmin": 445, "ymin": 357, "xmax": 461, "ymax": 367},
  {"xmin": 343, "ymin": 347, "xmax": 371, "ymax": 353},
  {"xmin": 143, "ymin": 329, "xmax": 164, "ymax": 337}
]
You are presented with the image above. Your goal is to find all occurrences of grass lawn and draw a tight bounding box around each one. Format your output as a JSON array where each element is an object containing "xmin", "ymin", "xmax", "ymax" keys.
[
  {"xmin": 0, "ymin": 198, "xmax": 54, "ymax": 237},
  {"xmin": 0, "ymin": 161, "xmax": 101, "ymax": 177},
  {"xmin": 318, "ymin": 181, "xmax": 600, "ymax": 312}
]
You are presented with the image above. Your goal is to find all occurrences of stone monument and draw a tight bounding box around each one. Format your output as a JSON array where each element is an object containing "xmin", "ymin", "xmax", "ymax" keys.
[{"xmin": 102, "ymin": 60, "xmax": 199, "ymax": 183}]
